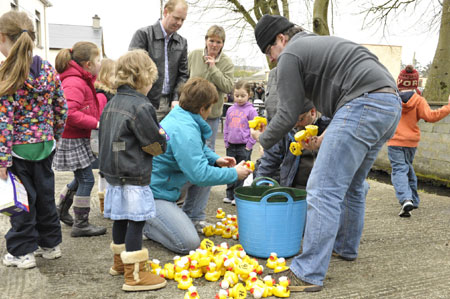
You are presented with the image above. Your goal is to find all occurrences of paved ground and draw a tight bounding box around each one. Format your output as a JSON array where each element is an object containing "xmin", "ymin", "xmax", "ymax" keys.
[{"xmin": 1, "ymin": 133, "xmax": 449, "ymax": 299}]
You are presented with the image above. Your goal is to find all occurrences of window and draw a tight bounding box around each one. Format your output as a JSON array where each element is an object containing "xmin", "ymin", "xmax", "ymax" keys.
[{"xmin": 35, "ymin": 10, "xmax": 41, "ymax": 47}]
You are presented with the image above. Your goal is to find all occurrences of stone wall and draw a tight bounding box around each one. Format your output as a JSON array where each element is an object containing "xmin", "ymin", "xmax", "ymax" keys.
[{"xmin": 373, "ymin": 104, "xmax": 450, "ymax": 187}]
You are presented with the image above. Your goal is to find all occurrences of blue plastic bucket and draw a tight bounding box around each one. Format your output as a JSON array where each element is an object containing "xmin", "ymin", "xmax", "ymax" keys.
[{"xmin": 235, "ymin": 178, "xmax": 307, "ymax": 258}]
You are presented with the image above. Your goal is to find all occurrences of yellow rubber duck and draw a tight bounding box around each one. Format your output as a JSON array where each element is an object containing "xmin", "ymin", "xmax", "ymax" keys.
[
  {"xmin": 235, "ymin": 261, "xmax": 252, "ymax": 281},
  {"xmin": 215, "ymin": 222, "xmax": 225, "ymax": 236},
  {"xmin": 262, "ymin": 275, "xmax": 275, "ymax": 296},
  {"xmin": 273, "ymin": 257, "xmax": 289, "ymax": 273},
  {"xmin": 189, "ymin": 260, "xmax": 203, "ymax": 279},
  {"xmin": 216, "ymin": 207, "xmax": 226, "ymax": 219},
  {"xmin": 266, "ymin": 252, "xmax": 278, "ymax": 269},
  {"xmin": 160, "ymin": 262, "xmax": 175, "ymax": 280},
  {"xmin": 150, "ymin": 258, "xmax": 161, "ymax": 274},
  {"xmin": 197, "ymin": 249, "xmax": 211, "ymax": 268},
  {"xmin": 228, "ymin": 282, "xmax": 247, "ymax": 299},
  {"xmin": 272, "ymin": 276, "xmax": 290, "ymax": 298},
  {"xmin": 184, "ymin": 286, "xmax": 200, "ymax": 299},
  {"xmin": 222, "ymin": 226, "xmax": 233, "ymax": 239},
  {"xmin": 204, "ymin": 262, "xmax": 221, "ymax": 282},
  {"xmin": 220, "ymin": 270, "xmax": 239, "ymax": 289},
  {"xmin": 245, "ymin": 271, "xmax": 260, "ymax": 291},
  {"xmin": 200, "ymin": 238, "xmax": 215, "ymax": 252},
  {"xmin": 202, "ymin": 225, "xmax": 215, "ymax": 237},
  {"xmin": 215, "ymin": 289, "xmax": 229, "ymax": 299},
  {"xmin": 250, "ymin": 280, "xmax": 271, "ymax": 298},
  {"xmin": 177, "ymin": 270, "xmax": 193, "ymax": 290}
]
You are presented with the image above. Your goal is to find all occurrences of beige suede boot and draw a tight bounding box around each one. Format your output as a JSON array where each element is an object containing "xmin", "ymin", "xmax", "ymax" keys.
[
  {"xmin": 110, "ymin": 243, "xmax": 125, "ymax": 276},
  {"xmin": 121, "ymin": 248, "xmax": 167, "ymax": 291}
]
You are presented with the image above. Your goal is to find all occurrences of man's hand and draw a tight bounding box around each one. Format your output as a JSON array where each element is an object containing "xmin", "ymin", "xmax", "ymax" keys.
[
  {"xmin": 216, "ymin": 156, "xmax": 236, "ymax": 167},
  {"xmin": 234, "ymin": 160, "xmax": 252, "ymax": 181},
  {"xmin": 0, "ymin": 167, "xmax": 7, "ymax": 180}
]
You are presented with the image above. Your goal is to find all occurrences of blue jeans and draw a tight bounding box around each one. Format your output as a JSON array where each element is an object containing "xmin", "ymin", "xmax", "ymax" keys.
[
  {"xmin": 226, "ymin": 144, "xmax": 251, "ymax": 199},
  {"xmin": 67, "ymin": 165, "xmax": 95, "ymax": 197},
  {"xmin": 143, "ymin": 198, "xmax": 200, "ymax": 254},
  {"xmin": 180, "ymin": 117, "xmax": 220, "ymax": 222},
  {"xmin": 206, "ymin": 117, "xmax": 220, "ymax": 151},
  {"xmin": 388, "ymin": 146, "xmax": 419, "ymax": 207},
  {"xmin": 290, "ymin": 93, "xmax": 401, "ymax": 286}
]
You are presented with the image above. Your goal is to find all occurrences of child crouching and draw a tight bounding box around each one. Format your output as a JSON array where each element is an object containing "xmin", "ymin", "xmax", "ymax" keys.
[{"xmin": 98, "ymin": 49, "xmax": 167, "ymax": 292}]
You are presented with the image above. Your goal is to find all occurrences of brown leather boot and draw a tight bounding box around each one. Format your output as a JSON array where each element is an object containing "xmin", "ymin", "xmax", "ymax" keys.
[
  {"xmin": 121, "ymin": 249, "xmax": 167, "ymax": 292},
  {"xmin": 98, "ymin": 192, "xmax": 105, "ymax": 213},
  {"xmin": 110, "ymin": 243, "xmax": 125, "ymax": 276}
]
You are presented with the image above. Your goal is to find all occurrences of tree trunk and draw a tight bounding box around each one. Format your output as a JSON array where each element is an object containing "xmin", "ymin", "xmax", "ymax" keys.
[
  {"xmin": 313, "ymin": 0, "xmax": 330, "ymax": 35},
  {"xmin": 424, "ymin": 0, "xmax": 449, "ymax": 103}
]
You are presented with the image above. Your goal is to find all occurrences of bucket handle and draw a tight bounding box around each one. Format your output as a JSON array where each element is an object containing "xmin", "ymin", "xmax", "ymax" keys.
[
  {"xmin": 252, "ymin": 176, "xmax": 279, "ymax": 187},
  {"xmin": 260, "ymin": 189, "xmax": 294, "ymax": 204}
]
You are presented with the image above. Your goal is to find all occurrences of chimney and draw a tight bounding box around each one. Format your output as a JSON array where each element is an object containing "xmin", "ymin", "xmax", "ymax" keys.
[{"xmin": 92, "ymin": 14, "xmax": 100, "ymax": 29}]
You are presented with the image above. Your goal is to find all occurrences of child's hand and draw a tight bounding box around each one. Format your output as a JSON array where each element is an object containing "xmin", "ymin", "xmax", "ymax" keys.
[
  {"xmin": 216, "ymin": 156, "xmax": 236, "ymax": 167},
  {"xmin": 235, "ymin": 161, "xmax": 252, "ymax": 180},
  {"xmin": 250, "ymin": 128, "xmax": 263, "ymax": 142},
  {"xmin": 0, "ymin": 167, "xmax": 7, "ymax": 180},
  {"xmin": 171, "ymin": 101, "xmax": 179, "ymax": 109}
]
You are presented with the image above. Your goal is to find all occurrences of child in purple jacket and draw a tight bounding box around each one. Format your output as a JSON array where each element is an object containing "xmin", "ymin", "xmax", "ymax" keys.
[{"xmin": 223, "ymin": 80, "xmax": 258, "ymax": 204}]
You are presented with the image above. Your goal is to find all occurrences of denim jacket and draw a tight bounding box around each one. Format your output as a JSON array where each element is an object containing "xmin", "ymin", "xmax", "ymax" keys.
[
  {"xmin": 129, "ymin": 21, "xmax": 189, "ymax": 109},
  {"xmin": 99, "ymin": 85, "xmax": 167, "ymax": 186}
]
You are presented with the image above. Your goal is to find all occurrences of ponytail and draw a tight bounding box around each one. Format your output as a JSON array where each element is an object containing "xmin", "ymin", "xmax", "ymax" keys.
[
  {"xmin": 55, "ymin": 41, "xmax": 100, "ymax": 74},
  {"xmin": 0, "ymin": 11, "xmax": 35, "ymax": 96}
]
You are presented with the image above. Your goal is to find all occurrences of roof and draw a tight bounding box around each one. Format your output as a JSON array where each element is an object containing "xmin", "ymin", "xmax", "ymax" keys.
[{"xmin": 48, "ymin": 24, "xmax": 103, "ymax": 49}]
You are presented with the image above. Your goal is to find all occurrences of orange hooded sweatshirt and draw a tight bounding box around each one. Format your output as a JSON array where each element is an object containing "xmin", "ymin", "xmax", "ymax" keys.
[{"xmin": 387, "ymin": 93, "xmax": 450, "ymax": 148}]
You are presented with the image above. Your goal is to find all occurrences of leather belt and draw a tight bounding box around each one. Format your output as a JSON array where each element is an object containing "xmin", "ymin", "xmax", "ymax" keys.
[{"xmin": 369, "ymin": 87, "xmax": 397, "ymax": 95}]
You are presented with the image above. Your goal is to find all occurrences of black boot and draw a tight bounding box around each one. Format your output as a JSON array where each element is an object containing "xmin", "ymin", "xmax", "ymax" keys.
[
  {"xmin": 71, "ymin": 203, "xmax": 107, "ymax": 237},
  {"xmin": 56, "ymin": 186, "xmax": 75, "ymax": 226}
]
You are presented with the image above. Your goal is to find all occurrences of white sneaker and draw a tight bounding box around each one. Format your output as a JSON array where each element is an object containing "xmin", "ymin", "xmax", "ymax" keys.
[
  {"xmin": 3, "ymin": 252, "xmax": 36, "ymax": 269},
  {"xmin": 223, "ymin": 198, "xmax": 233, "ymax": 204},
  {"xmin": 34, "ymin": 245, "xmax": 62, "ymax": 260},
  {"xmin": 231, "ymin": 199, "xmax": 236, "ymax": 206}
]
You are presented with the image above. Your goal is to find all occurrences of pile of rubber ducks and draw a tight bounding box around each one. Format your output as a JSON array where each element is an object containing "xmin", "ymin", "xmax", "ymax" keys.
[
  {"xmin": 149, "ymin": 239, "xmax": 291, "ymax": 298},
  {"xmin": 201, "ymin": 209, "xmax": 239, "ymax": 240}
]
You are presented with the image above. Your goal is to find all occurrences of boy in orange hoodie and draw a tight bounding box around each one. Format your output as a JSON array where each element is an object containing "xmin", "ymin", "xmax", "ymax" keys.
[{"xmin": 388, "ymin": 65, "xmax": 450, "ymax": 217}]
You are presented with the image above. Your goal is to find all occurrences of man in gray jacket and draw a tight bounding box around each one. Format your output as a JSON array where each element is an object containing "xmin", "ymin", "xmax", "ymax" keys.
[
  {"xmin": 129, "ymin": 0, "xmax": 189, "ymax": 121},
  {"xmin": 252, "ymin": 14, "xmax": 402, "ymax": 292}
]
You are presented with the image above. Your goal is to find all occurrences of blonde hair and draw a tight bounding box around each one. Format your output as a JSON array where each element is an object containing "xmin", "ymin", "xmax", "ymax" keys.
[
  {"xmin": 205, "ymin": 25, "xmax": 225, "ymax": 42},
  {"xmin": 164, "ymin": 0, "xmax": 188, "ymax": 12},
  {"xmin": 55, "ymin": 41, "xmax": 100, "ymax": 73},
  {"xmin": 96, "ymin": 58, "xmax": 116, "ymax": 89},
  {"xmin": 179, "ymin": 77, "xmax": 218, "ymax": 114},
  {"xmin": 115, "ymin": 49, "xmax": 157, "ymax": 91},
  {"xmin": 0, "ymin": 11, "xmax": 35, "ymax": 96}
]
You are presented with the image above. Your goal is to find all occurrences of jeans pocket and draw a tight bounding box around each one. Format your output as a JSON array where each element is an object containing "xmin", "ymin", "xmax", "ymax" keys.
[{"xmin": 355, "ymin": 105, "xmax": 397, "ymax": 144}]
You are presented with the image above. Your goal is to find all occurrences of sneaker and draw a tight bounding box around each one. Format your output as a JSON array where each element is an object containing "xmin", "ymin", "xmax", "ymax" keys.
[
  {"xmin": 332, "ymin": 251, "xmax": 356, "ymax": 261},
  {"xmin": 231, "ymin": 199, "xmax": 236, "ymax": 206},
  {"xmin": 271, "ymin": 269, "xmax": 322, "ymax": 292},
  {"xmin": 193, "ymin": 220, "xmax": 214, "ymax": 234},
  {"xmin": 399, "ymin": 200, "xmax": 414, "ymax": 217},
  {"xmin": 223, "ymin": 198, "xmax": 233, "ymax": 204},
  {"xmin": 34, "ymin": 245, "xmax": 62, "ymax": 260},
  {"xmin": 3, "ymin": 253, "xmax": 36, "ymax": 269}
]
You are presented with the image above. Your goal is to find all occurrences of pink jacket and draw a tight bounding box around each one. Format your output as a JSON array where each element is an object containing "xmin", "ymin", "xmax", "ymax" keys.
[{"xmin": 59, "ymin": 61, "xmax": 99, "ymax": 138}]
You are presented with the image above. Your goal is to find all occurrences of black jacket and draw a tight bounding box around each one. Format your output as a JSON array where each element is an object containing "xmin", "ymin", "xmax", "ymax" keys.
[
  {"xmin": 129, "ymin": 21, "xmax": 189, "ymax": 109},
  {"xmin": 99, "ymin": 85, "xmax": 167, "ymax": 186}
]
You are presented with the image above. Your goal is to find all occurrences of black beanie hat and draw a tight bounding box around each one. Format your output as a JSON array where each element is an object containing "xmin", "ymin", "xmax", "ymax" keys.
[{"xmin": 255, "ymin": 14, "xmax": 295, "ymax": 53}]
